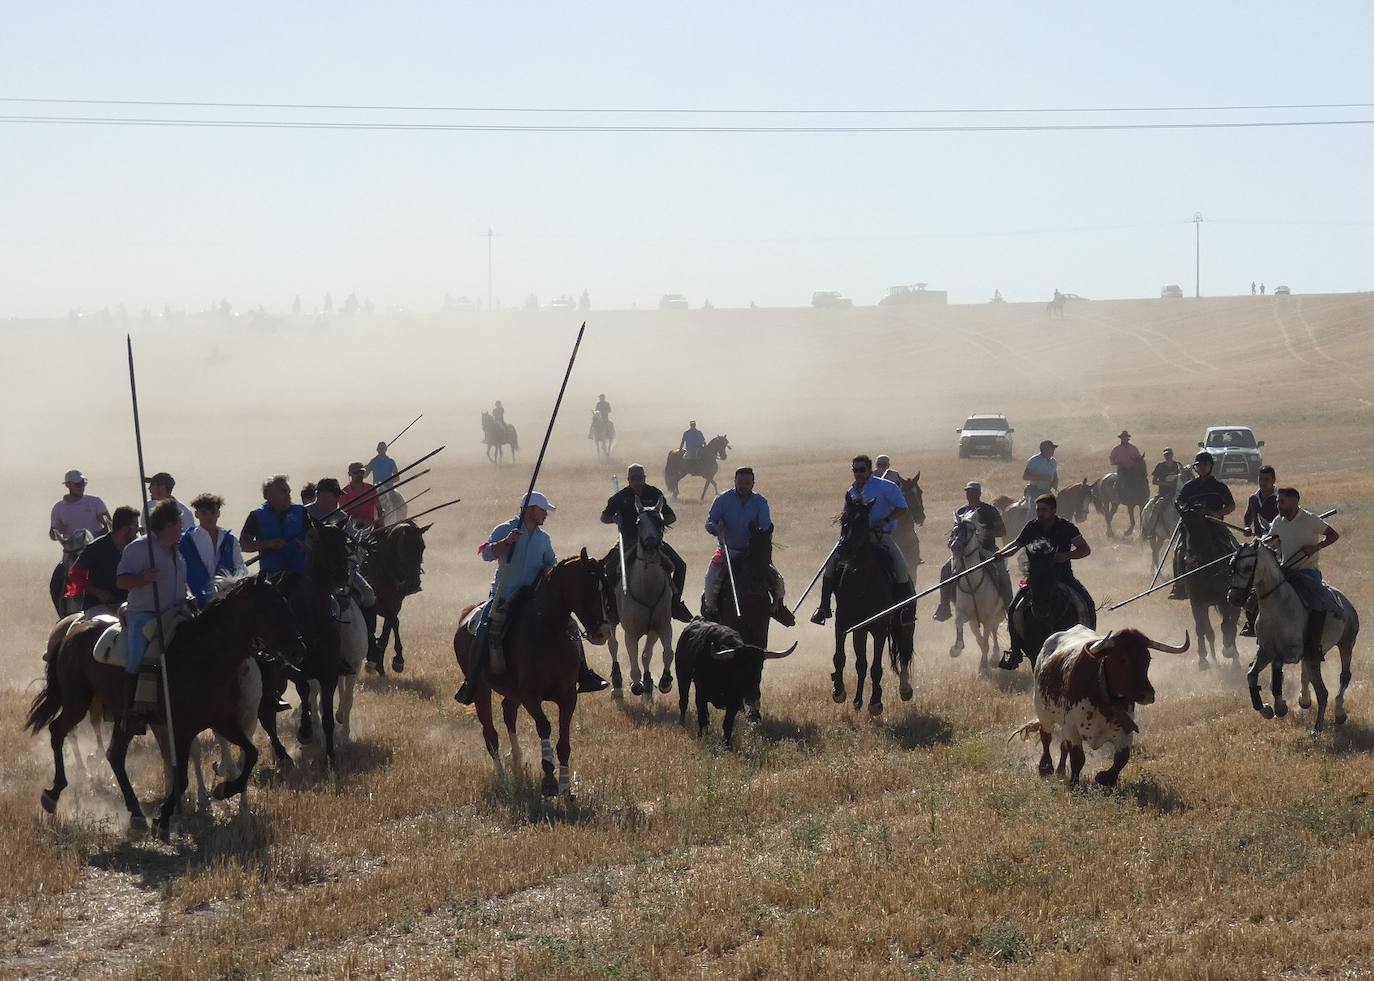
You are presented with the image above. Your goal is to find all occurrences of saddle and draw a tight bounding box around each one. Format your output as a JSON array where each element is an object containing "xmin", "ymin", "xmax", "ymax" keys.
[
  {"xmin": 463, "ymin": 585, "xmax": 537, "ymax": 637},
  {"xmin": 91, "ymin": 606, "xmax": 195, "ymax": 668},
  {"xmin": 1285, "ymin": 573, "xmax": 1345, "ymax": 617}
]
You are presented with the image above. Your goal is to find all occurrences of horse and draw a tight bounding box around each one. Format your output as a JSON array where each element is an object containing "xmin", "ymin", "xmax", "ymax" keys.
[
  {"xmin": 1005, "ymin": 539, "xmax": 1096, "ymax": 670},
  {"xmin": 288, "ymin": 521, "xmax": 355, "ymax": 766},
  {"xmin": 452, "ymin": 551, "xmax": 612, "ymax": 797},
  {"xmin": 946, "ymin": 512, "xmax": 1008, "ymax": 671},
  {"xmin": 49, "ymin": 529, "xmax": 93, "ymax": 618},
  {"xmin": 590, "ymin": 411, "xmax": 615, "ymax": 461},
  {"xmin": 1175, "ymin": 505, "xmax": 1241, "ymax": 668},
  {"xmin": 376, "ymin": 488, "xmax": 408, "ymax": 525},
  {"xmin": 829, "ymin": 497, "xmax": 915, "ymax": 715},
  {"xmin": 1228, "ymin": 540, "xmax": 1359, "ymax": 732},
  {"xmin": 362, "ymin": 519, "xmax": 429, "ymax": 675},
  {"xmin": 1093, "ymin": 460, "xmax": 1151, "ymax": 538},
  {"xmin": 892, "ymin": 472, "xmax": 925, "ymax": 572},
  {"xmin": 606, "ymin": 501, "xmax": 675, "ymax": 702},
  {"xmin": 709, "ymin": 521, "xmax": 782, "ymax": 723},
  {"xmin": 481, "ymin": 411, "xmax": 519, "ymax": 464},
  {"xmin": 1141, "ymin": 480, "xmax": 1186, "ymax": 569},
  {"xmin": 664, "ymin": 434, "xmax": 730, "ymax": 501},
  {"xmin": 25, "ymin": 572, "xmax": 307, "ymax": 834},
  {"xmin": 1046, "ymin": 293, "xmax": 1067, "ymax": 317}
]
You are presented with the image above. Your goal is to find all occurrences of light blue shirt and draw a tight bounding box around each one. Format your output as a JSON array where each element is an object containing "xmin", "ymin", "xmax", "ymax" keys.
[
  {"xmin": 681, "ymin": 428, "xmax": 706, "ymax": 451},
  {"xmin": 481, "ymin": 517, "xmax": 556, "ymax": 601},
  {"xmin": 1025, "ymin": 453, "xmax": 1057, "ymax": 487},
  {"xmin": 706, "ymin": 490, "xmax": 772, "ymax": 552},
  {"xmin": 367, "ymin": 454, "xmax": 399, "ymax": 485},
  {"xmin": 849, "ymin": 476, "xmax": 908, "ymax": 533}
]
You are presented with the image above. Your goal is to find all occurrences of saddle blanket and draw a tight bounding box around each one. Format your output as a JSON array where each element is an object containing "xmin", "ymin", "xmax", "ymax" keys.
[{"xmin": 92, "ymin": 606, "xmax": 195, "ymax": 667}]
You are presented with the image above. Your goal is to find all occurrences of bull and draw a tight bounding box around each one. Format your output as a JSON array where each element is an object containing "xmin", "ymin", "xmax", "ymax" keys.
[
  {"xmin": 1011, "ymin": 625, "xmax": 1189, "ymax": 787},
  {"xmin": 675, "ymin": 619, "xmax": 796, "ymax": 748}
]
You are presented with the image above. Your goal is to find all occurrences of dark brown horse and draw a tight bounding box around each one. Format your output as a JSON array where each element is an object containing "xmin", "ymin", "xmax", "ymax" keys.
[
  {"xmin": 893, "ymin": 472, "xmax": 925, "ymax": 571},
  {"xmin": 288, "ymin": 522, "xmax": 353, "ymax": 766},
  {"xmin": 664, "ymin": 435, "xmax": 730, "ymax": 501},
  {"xmin": 26, "ymin": 573, "xmax": 306, "ymax": 835},
  {"xmin": 452, "ymin": 551, "xmax": 612, "ymax": 797},
  {"xmin": 708, "ymin": 522, "xmax": 778, "ymax": 723},
  {"xmin": 830, "ymin": 498, "xmax": 915, "ymax": 714},
  {"xmin": 362, "ymin": 520, "xmax": 430, "ymax": 674}
]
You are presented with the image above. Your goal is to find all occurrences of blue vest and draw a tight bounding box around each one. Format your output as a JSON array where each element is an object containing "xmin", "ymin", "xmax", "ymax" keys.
[
  {"xmin": 180, "ymin": 529, "xmax": 241, "ymax": 608},
  {"xmin": 253, "ymin": 504, "xmax": 307, "ymax": 575}
]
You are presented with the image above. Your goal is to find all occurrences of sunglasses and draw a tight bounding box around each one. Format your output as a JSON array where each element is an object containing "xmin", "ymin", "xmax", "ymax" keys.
[{"xmin": 852, "ymin": 467, "xmax": 869, "ymax": 474}]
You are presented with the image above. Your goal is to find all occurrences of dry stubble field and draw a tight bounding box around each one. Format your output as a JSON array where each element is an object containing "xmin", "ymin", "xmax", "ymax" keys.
[{"xmin": 4, "ymin": 295, "xmax": 1374, "ymax": 978}]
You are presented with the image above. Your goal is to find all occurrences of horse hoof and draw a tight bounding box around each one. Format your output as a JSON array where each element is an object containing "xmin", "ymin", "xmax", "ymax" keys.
[
  {"xmin": 392, "ymin": 656, "xmax": 405, "ymax": 674},
  {"xmin": 40, "ymin": 790, "xmax": 58, "ymax": 814},
  {"xmin": 1275, "ymin": 701, "xmax": 1289, "ymax": 719},
  {"xmin": 1037, "ymin": 762, "xmax": 1054, "ymax": 778},
  {"xmin": 1224, "ymin": 647, "xmax": 1239, "ymax": 661},
  {"xmin": 1197, "ymin": 658, "xmax": 1210, "ymax": 672},
  {"xmin": 868, "ymin": 702, "xmax": 884, "ymax": 718},
  {"xmin": 364, "ymin": 661, "xmax": 378, "ymax": 674},
  {"xmin": 852, "ymin": 698, "xmax": 863, "ymax": 712},
  {"xmin": 1335, "ymin": 709, "xmax": 1348, "ymax": 725},
  {"xmin": 611, "ymin": 687, "xmax": 624, "ymax": 700},
  {"xmin": 1311, "ymin": 724, "xmax": 1326, "ymax": 737},
  {"xmin": 1299, "ymin": 694, "xmax": 1313, "ymax": 710},
  {"xmin": 129, "ymin": 813, "xmax": 148, "ymax": 835},
  {"xmin": 949, "ymin": 645, "xmax": 962, "ymax": 659},
  {"xmin": 900, "ymin": 682, "xmax": 914, "ymax": 702},
  {"xmin": 1260, "ymin": 705, "xmax": 1275, "ymax": 720},
  {"xmin": 211, "ymin": 782, "xmax": 231, "ymax": 801},
  {"xmin": 540, "ymin": 775, "xmax": 559, "ymax": 798},
  {"xmin": 1094, "ymin": 770, "xmax": 1119, "ymax": 788},
  {"xmin": 832, "ymin": 688, "xmax": 846, "ymax": 704},
  {"xmin": 630, "ymin": 681, "xmax": 644, "ymax": 697},
  {"xmin": 658, "ymin": 675, "xmax": 673, "ymax": 694}
]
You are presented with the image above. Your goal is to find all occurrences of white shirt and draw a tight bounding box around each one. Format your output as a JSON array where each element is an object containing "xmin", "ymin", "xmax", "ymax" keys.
[
  {"xmin": 144, "ymin": 498, "xmax": 196, "ymax": 534},
  {"xmin": 50, "ymin": 495, "xmax": 109, "ymax": 537},
  {"xmin": 1268, "ymin": 507, "xmax": 1329, "ymax": 573},
  {"xmin": 1024, "ymin": 454, "xmax": 1057, "ymax": 487}
]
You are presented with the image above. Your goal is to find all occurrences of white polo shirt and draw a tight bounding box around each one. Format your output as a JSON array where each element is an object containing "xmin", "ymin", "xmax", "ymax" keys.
[{"xmin": 1268, "ymin": 507, "xmax": 1329, "ymax": 573}]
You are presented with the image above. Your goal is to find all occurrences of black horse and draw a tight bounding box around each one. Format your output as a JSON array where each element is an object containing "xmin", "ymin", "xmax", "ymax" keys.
[
  {"xmin": 709, "ymin": 521, "xmax": 781, "ymax": 723},
  {"xmin": 362, "ymin": 519, "xmax": 430, "ymax": 674},
  {"xmin": 829, "ymin": 497, "xmax": 915, "ymax": 715},
  {"xmin": 289, "ymin": 522, "xmax": 355, "ymax": 766},
  {"xmin": 665, "ymin": 435, "xmax": 731, "ymax": 501},
  {"xmin": 1175, "ymin": 504, "xmax": 1240, "ymax": 668},
  {"xmin": 1004, "ymin": 539, "xmax": 1096, "ymax": 669}
]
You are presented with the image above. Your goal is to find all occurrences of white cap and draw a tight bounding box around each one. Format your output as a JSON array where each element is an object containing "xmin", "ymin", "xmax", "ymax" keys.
[
  {"xmin": 522, "ymin": 491, "xmax": 556, "ymax": 512},
  {"xmin": 63, "ymin": 469, "xmax": 87, "ymax": 484}
]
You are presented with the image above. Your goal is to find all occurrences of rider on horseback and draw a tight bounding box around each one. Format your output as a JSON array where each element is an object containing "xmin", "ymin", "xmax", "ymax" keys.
[
  {"xmin": 1110, "ymin": 430, "xmax": 1145, "ymax": 476},
  {"xmin": 1022, "ymin": 440, "xmax": 1059, "ymax": 504},
  {"xmin": 1168, "ymin": 451, "xmax": 1235, "ymax": 599},
  {"xmin": 588, "ymin": 394, "xmax": 612, "ymax": 439},
  {"xmin": 1000, "ymin": 493, "xmax": 1093, "ymax": 667},
  {"xmin": 811, "ymin": 455, "xmax": 916, "ymax": 626},
  {"xmin": 1238, "ymin": 465, "xmax": 1279, "ymax": 635},
  {"xmin": 680, "ymin": 420, "xmax": 706, "ymax": 462},
  {"xmin": 71, "ymin": 505, "xmax": 139, "ymax": 614},
  {"xmin": 702, "ymin": 467, "xmax": 793, "ymax": 626},
  {"xmin": 454, "ymin": 491, "xmax": 609, "ymax": 705},
  {"xmin": 1265, "ymin": 487, "xmax": 1341, "ymax": 661},
  {"xmin": 1151, "ymin": 448, "xmax": 1184, "ymax": 504},
  {"xmin": 601, "ymin": 464, "xmax": 692, "ymax": 622},
  {"xmin": 874, "ymin": 454, "xmax": 902, "ymax": 484},
  {"xmin": 932, "ymin": 481, "xmax": 1010, "ymax": 622}
]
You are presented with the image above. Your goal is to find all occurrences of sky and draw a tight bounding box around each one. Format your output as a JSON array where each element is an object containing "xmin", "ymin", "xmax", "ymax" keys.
[{"xmin": 3, "ymin": 2, "xmax": 1373, "ymax": 315}]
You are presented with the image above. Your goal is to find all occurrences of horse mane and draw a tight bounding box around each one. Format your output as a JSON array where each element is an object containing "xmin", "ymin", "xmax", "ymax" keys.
[
  {"xmin": 169, "ymin": 575, "xmax": 259, "ymax": 655},
  {"xmin": 208, "ymin": 571, "xmax": 252, "ymax": 603}
]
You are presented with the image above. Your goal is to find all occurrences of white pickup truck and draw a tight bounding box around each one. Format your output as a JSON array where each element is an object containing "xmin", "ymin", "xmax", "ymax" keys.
[{"xmin": 1198, "ymin": 426, "xmax": 1265, "ymax": 482}]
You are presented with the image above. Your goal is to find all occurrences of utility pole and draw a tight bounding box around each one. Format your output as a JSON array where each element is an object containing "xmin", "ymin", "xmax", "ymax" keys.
[
  {"xmin": 1193, "ymin": 212, "xmax": 1204, "ymax": 298},
  {"xmin": 486, "ymin": 227, "xmax": 494, "ymax": 312}
]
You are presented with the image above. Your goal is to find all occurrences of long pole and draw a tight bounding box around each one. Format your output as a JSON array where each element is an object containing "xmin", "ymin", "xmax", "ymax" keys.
[
  {"xmin": 1149, "ymin": 519, "xmax": 1183, "ymax": 590},
  {"xmin": 386, "ymin": 413, "xmax": 423, "ymax": 450},
  {"xmin": 847, "ymin": 551, "xmax": 1005, "ymax": 635},
  {"xmin": 383, "ymin": 496, "xmax": 462, "ymax": 528},
  {"xmin": 791, "ymin": 541, "xmax": 839, "ymax": 616},
  {"xmin": 617, "ymin": 529, "xmax": 629, "ymax": 595},
  {"xmin": 126, "ymin": 336, "xmax": 178, "ymax": 769},
  {"xmin": 719, "ymin": 536, "xmax": 741, "ymax": 616}
]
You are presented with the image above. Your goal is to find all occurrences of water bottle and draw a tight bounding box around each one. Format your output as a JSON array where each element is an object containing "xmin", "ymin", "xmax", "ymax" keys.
[{"xmin": 611, "ymin": 475, "xmax": 620, "ymax": 492}]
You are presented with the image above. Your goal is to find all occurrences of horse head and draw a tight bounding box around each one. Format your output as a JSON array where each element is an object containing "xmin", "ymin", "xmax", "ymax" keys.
[
  {"xmin": 384, "ymin": 520, "xmax": 427, "ymax": 595},
  {"xmin": 565, "ymin": 548, "xmax": 611, "ymax": 645},
  {"xmin": 738, "ymin": 522, "xmax": 774, "ymax": 581},
  {"xmin": 1023, "ymin": 538, "xmax": 1060, "ymax": 606},
  {"xmin": 309, "ymin": 521, "xmax": 352, "ymax": 590},
  {"xmin": 948, "ymin": 512, "xmax": 983, "ymax": 558},
  {"xmin": 901, "ymin": 472, "xmax": 925, "ymax": 527},
  {"xmin": 209, "ymin": 571, "xmax": 308, "ymax": 669},
  {"xmin": 60, "ymin": 528, "xmax": 94, "ymax": 560},
  {"xmin": 634, "ymin": 500, "xmax": 665, "ymax": 555},
  {"xmin": 709, "ymin": 435, "xmax": 730, "ymax": 459},
  {"xmin": 838, "ymin": 497, "xmax": 875, "ymax": 560}
]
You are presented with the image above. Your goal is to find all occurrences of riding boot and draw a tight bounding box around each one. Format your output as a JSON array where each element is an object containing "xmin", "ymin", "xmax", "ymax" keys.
[
  {"xmin": 487, "ymin": 604, "xmax": 510, "ymax": 677},
  {"xmin": 671, "ymin": 596, "xmax": 693, "ymax": 623},
  {"xmin": 1304, "ymin": 610, "xmax": 1327, "ymax": 662},
  {"xmin": 931, "ymin": 601, "xmax": 952, "ymax": 622},
  {"xmin": 809, "ymin": 576, "xmax": 834, "ymax": 625},
  {"xmin": 998, "ymin": 593, "xmax": 1025, "ymax": 670},
  {"xmin": 768, "ymin": 567, "xmax": 796, "ymax": 627},
  {"xmin": 577, "ymin": 653, "xmax": 610, "ymax": 693},
  {"xmin": 1240, "ymin": 596, "xmax": 1258, "ymax": 637},
  {"xmin": 122, "ymin": 672, "xmax": 147, "ymax": 736}
]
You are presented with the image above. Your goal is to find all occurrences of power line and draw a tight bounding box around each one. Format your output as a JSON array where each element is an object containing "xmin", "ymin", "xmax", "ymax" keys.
[
  {"xmin": 4, "ymin": 113, "xmax": 1374, "ymax": 133},
  {"xmin": 3, "ymin": 96, "xmax": 1374, "ymax": 115}
]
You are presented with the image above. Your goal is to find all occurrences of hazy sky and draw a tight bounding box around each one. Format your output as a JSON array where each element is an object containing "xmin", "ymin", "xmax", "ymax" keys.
[{"xmin": 4, "ymin": 2, "xmax": 1373, "ymax": 315}]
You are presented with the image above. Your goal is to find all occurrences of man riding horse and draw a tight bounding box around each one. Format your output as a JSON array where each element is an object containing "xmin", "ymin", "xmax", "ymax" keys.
[
  {"xmin": 50, "ymin": 468, "xmax": 111, "ymax": 615},
  {"xmin": 810, "ymin": 455, "xmax": 916, "ymax": 627},
  {"xmin": 71, "ymin": 505, "xmax": 140, "ymax": 615},
  {"xmin": 601, "ymin": 464, "xmax": 692, "ymax": 622},
  {"xmin": 702, "ymin": 467, "xmax": 793, "ymax": 626},
  {"xmin": 1169, "ymin": 451, "xmax": 1235, "ymax": 599},
  {"xmin": 932, "ymin": 481, "xmax": 1011, "ymax": 622},
  {"xmin": 1266, "ymin": 486, "xmax": 1342, "ymax": 662},
  {"xmin": 1238, "ymin": 464, "xmax": 1280, "ymax": 635},
  {"xmin": 1000, "ymin": 492, "xmax": 1094, "ymax": 669},
  {"xmin": 588, "ymin": 393, "xmax": 613, "ymax": 439},
  {"xmin": 1022, "ymin": 440, "xmax": 1060, "ymax": 504},
  {"xmin": 455, "ymin": 491, "xmax": 609, "ymax": 706},
  {"xmin": 680, "ymin": 420, "xmax": 706, "ymax": 462}
]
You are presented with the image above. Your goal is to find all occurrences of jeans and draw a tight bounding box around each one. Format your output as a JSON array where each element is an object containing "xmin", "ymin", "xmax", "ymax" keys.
[{"xmin": 125, "ymin": 610, "xmax": 157, "ymax": 674}]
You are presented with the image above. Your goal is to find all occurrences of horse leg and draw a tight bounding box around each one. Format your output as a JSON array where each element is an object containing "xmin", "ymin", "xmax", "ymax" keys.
[
  {"xmin": 1247, "ymin": 648, "xmax": 1276, "ymax": 718},
  {"xmin": 1304, "ymin": 660, "xmax": 1329, "ymax": 735},
  {"xmin": 188, "ymin": 736, "xmax": 211, "ymax": 812},
  {"xmin": 1271, "ymin": 657, "xmax": 1288, "ymax": 718},
  {"xmin": 950, "ymin": 606, "xmax": 966, "ymax": 659},
  {"xmin": 868, "ymin": 632, "xmax": 885, "ymax": 717},
  {"xmin": 639, "ymin": 633, "xmax": 657, "ymax": 703},
  {"xmin": 897, "ymin": 627, "xmax": 914, "ymax": 702},
  {"xmin": 831, "ymin": 621, "xmax": 847, "ymax": 703},
  {"xmin": 154, "ymin": 731, "xmax": 195, "ymax": 838},
  {"xmin": 42, "ymin": 698, "xmax": 88, "ymax": 814},
  {"xmin": 319, "ymin": 676, "xmax": 340, "ymax": 769},
  {"xmin": 607, "ymin": 628, "xmax": 623, "ymax": 696},
  {"xmin": 555, "ymin": 695, "xmax": 575, "ymax": 795},
  {"xmin": 212, "ymin": 726, "xmax": 259, "ymax": 803},
  {"xmin": 525, "ymin": 700, "xmax": 559, "ymax": 797},
  {"xmin": 390, "ymin": 614, "xmax": 405, "ymax": 673},
  {"xmin": 1334, "ymin": 637, "xmax": 1354, "ymax": 725},
  {"xmin": 657, "ymin": 621, "xmax": 674, "ymax": 693},
  {"xmin": 104, "ymin": 724, "xmax": 146, "ymax": 832},
  {"xmin": 852, "ymin": 632, "xmax": 869, "ymax": 712},
  {"xmin": 295, "ymin": 678, "xmax": 314, "ymax": 743},
  {"xmin": 1221, "ymin": 607, "xmax": 1240, "ymax": 661},
  {"xmin": 627, "ymin": 632, "xmax": 645, "ymax": 698},
  {"xmin": 337, "ymin": 675, "xmax": 354, "ymax": 744},
  {"xmin": 1192, "ymin": 599, "xmax": 1214, "ymax": 669},
  {"xmin": 475, "ymin": 690, "xmax": 500, "ymax": 763},
  {"xmin": 501, "ymin": 697, "xmax": 522, "ymax": 772},
  {"xmin": 258, "ymin": 692, "xmax": 292, "ymax": 772}
]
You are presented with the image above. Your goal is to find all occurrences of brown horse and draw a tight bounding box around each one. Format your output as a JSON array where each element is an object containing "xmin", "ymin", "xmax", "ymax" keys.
[
  {"xmin": 288, "ymin": 522, "xmax": 354, "ymax": 766},
  {"xmin": 362, "ymin": 520, "xmax": 430, "ymax": 674},
  {"xmin": 26, "ymin": 573, "xmax": 307, "ymax": 835},
  {"xmin": 892, "ymin": 472, "xmax": 925, "ymax": 571},
  {"xmin": 452, "ymin": 551, "xmax": 612, "ymax": 797}
]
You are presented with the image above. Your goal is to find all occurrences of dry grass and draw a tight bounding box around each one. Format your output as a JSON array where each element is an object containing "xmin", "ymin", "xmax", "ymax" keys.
[{"xmin": 4, "ymin": 294, "xmax": 1374, "ymax": 978}]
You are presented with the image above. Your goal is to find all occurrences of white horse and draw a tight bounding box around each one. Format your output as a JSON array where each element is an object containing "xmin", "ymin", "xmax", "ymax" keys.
[
  {"xmin": 1140, "ymin": 472, "xmax": 1188, "ymax": 568},
  {"xmin": 1229, "ymin": 540, "xmax": 1359, "ymax": 733},
  {"xmin": 946, "ymin": 512, "xmax": 1008, "ymax": 670},
  {"xmin": 607, "ymin": 501, "xmax": 675, "ymax": 703}
]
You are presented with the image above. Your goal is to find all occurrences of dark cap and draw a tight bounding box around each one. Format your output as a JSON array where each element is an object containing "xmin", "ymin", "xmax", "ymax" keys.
[
  {"xmin": 1194, "ymin": 451, "xmax": 1214, "ymax": 464},
  {"xmin": 316, "ymin": 477, "xmax": 343, "ymax": 495},
  {"xmin": 1039, "ymin": 439, "xmax": 1058, "ymax": 451},
  {"xmin": 144, "ymin": 471, "xmax": 175, "ymax": 490},
  {"xmin": 347, "ymin": 462, "xmax": 366, "ymax": 475}
]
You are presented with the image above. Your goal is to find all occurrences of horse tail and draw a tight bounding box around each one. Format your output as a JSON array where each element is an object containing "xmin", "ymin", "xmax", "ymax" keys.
[{"xmin": 25, "ymin": 644, "xmax": 63, "ymax": 735}]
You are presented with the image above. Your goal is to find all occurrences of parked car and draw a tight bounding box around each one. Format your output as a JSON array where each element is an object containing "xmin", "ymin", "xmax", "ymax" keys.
[
  {"xmin": 1274, "ymin": 285, "xmax": 1291, "ymax": 296},
  {"xmin": 547, "ymin": 295, "xmax": 576, "ymax": 312},
  {"xmin": 878, "ymin": 283, "xmax": 948, "ymax": 306},
  {"xmin": 659, "ymin": 294, "xmax": 689, "ymax": 311},
  {"xmin": 1198, "ymin": 426, "xmax": 1265, "ymax": 482},
  {"xmin": 811, "ymin": 290, "xmax": 853, "ymax": 309},
  {"xmin": 1161, "ymin": 284, "xmax": 1184, "ymax": 299},
  {"xmin": 956, "ymin": 414, "xmax": 1015, "ymax": 459}
]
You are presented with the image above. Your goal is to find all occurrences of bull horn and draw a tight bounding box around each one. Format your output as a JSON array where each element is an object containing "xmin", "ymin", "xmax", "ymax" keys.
[
  {"xmin": 761, "ymin": 641, "xmax": 798, "ymax": 660},
  {"xmin": 711, "ymin": 647, "xmax": 740, "ymax": 661},
  {"xmin": 1146, "ymin": 631, "xmax": 1191, "ymax": 654},
  {"xmin": 418, "ymin": 523, "xmax": 433, "ymax": 535},
  {"xmin": 1086, "ymin": 630, "xmax": 1114, "ymax": 655}
]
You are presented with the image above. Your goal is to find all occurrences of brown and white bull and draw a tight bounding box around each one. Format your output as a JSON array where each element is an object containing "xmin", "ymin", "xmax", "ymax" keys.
[{"xmin": 1011, "ymin": 625, "xmax": 1190, "ymax": 787}]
